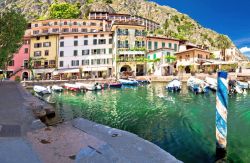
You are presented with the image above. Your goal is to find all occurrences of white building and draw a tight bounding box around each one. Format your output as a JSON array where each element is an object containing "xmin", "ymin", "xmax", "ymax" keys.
[
  {"xmin": 147, "ymin": 48, "xmax": 176, "ymax": 76},
  {"xmin": 57, "ymin": 32, "xmax": 113, "ymax": 78}
]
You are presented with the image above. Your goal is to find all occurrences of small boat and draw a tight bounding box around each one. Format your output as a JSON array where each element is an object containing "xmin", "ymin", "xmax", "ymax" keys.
[
  {"xmin": 166, "ymin": 79, "xmax": 181, "ymax": 92},
  {"xmin": 109, "ymin": 82, "xmax": 122, "ymax": 88},
  {"xmin": 187, "ymin": 77, "xmax": 209, "ymax": 94},
  {"xmin": 205, "ymin": 77, "xmax": 217, "ymax": 91},
  {"xmin": 248, "ymin": 81, "xmax": 250, "ymax": 88},
  {"xmin": 95, "ymin": 84, "xmax": 102, "ymax": 90},
  {"xmin": 237, "ymin": 81, "xmax": 249, "ymax": 89},
  {"xmin": 75, "ymin": 82, "xmax": 96, "ymax": 91},
  {"xmin": 119, "ymin": 79, "xmax": 138, "ymax": 85},
  {"xmin": 64, "ymin": 83, "xmax": 81, "ymax": 91},
  {"xmin": 51, "ymin": 85, "xmax": 63, "ymax": 92},
  {"xmin": 229, "ymin": 80, "xmax": 243, "ymax": 94},
  {"xmin": 33, "ymin": 85, "xmax": 51, "ymax": 95}
]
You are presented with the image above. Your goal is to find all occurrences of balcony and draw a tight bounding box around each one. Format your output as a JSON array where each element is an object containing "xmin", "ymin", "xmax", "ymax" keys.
[
  {"xmin": 117, "ymin": 57, "xmax": 147, "ymax": 63},
  {"xmin": 34, "ymin": 64, "xmax": 56, "ymax": 69}
]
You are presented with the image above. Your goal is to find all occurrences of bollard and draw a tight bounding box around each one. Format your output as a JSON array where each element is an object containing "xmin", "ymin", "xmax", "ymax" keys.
[{"xmin": 216, "ymin": 71, "xmax": 228, "ymax": 159}]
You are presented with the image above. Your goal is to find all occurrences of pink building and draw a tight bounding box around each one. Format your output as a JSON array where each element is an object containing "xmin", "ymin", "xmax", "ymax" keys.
[{"xmin": 7, "ymin": 37, "xmax": 30, "ymax": 80}]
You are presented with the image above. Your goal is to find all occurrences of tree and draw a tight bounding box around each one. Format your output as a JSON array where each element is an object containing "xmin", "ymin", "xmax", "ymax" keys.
[
  {"xmin": 104, "ymin": 0, "xmax": 113, "ymax": 4},
  {"xmin": 216, "ymin": 34, "xmax": 231, "ymax": 61},
  {"xmin": 0, "ymin": 9, "xmax": 27, "ymax": 70},
  {"xmin": 49, "ymin": 2, "xmax": 81, "ymax": 19}
]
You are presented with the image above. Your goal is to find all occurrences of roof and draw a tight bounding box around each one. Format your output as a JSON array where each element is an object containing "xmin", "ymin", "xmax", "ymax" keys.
[
  {"xmin": 146, "ymin": 36, "xmax": 180, "ymax": 42},
  {"xmin": 147, "ymin": 48, "xmax": 175, "ymax": 54},
  {"xmin": 111, "ymin": 23, "xmax": 145, "ymax": 31},
  {"xmin": 175, "ymin": 48, "xmax": 211, "ymax": 55}
]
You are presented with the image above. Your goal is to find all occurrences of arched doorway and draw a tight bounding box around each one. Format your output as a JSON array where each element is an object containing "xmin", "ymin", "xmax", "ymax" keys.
[
  {"xmin": 22, "ymin": 72, "xmax": 29, "ymax": 80},
  {"xmin": 120, "ymin": 65, "xmax": 132, "ymax": 72},
  {"xmin": 185, "ymin": 66, "xmax": 191, "ymax": 73}
]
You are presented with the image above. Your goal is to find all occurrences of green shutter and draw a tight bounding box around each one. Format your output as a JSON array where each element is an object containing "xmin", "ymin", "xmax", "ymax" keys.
[{"xmin": 153, "ymin": 53, "xmax": 156, "ymax": 59}]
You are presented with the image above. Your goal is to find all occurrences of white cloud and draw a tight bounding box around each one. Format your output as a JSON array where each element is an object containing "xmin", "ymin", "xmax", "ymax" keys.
[{"xmin": 240, "ymin": 47, "xmax": 250, "ymax": 53}]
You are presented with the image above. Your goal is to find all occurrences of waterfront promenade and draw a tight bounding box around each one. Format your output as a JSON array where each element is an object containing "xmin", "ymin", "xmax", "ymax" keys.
[{"xmin": 0, "ymin": 81, "xmax": 181, "ymax": 163}]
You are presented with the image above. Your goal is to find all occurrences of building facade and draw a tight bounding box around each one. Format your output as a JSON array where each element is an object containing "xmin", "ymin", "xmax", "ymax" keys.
[
  {"xmin": 30, "ymin": 34, "xmax": 58, "ymax": 79},
  {"xmin": 57, "ymin": 32, "xmax": 113, "ymax": 78},
  {"xmin": 175, "ymin": 48, "xmax": 211, "ymax": 73},
  {"xmin": 147, "ymin": 48, "xmax": 176, "ymax": 76},
  {"xmin": 146, "ymin": 36, "xmax": 179, "ymax": 52},
  {"xmin": 89, "ymin": 12, "xmax": 160, "ymax": 31},
  {"xmin": 7, "ymin": 36, "xmax": 31, "ymax": 80},
  {"xmin": 112, "ymin": 23, "xmax": 147, "ymax": 77}
]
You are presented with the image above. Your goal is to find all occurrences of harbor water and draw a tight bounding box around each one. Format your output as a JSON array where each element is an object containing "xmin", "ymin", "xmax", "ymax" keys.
[{"xmin": 49, "ymin": 83, "xmax": 250, "ymax": 162}]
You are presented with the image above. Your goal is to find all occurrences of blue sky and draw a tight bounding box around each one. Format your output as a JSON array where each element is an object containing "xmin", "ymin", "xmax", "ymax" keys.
[{"xmin": 153, "ymin": 0, "xmax": 250, "ymax": 57}]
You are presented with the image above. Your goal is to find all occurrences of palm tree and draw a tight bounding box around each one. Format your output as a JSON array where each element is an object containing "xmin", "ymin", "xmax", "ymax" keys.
[{"xmin": 216, "ymin": 34, "xmax": 231, "ymax": 61}]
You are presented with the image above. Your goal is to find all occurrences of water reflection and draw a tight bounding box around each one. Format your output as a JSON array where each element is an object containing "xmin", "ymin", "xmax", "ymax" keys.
[{"xmin": 51, "ymin": 83, "xmax": 250, "ymax": 163}]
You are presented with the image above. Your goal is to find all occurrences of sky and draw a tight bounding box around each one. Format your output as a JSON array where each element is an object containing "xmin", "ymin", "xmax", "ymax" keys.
[{"xmin": 153, "ymin": 0, "xmax": 250, "ymax": 57}]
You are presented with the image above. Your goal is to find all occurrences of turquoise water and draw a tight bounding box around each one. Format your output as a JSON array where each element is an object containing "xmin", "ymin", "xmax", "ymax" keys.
[{"xmin": 51, "ymin": 83, "xmax": 250, "ymax": 162}]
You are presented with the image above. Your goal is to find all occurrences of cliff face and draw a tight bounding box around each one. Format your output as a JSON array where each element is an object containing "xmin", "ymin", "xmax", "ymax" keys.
[{"xmin": 0, "ymin": 0, "xmax": 239, "ymax": 52}]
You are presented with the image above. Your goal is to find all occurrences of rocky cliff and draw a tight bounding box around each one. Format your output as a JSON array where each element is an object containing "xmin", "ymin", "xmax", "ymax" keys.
[{"xmin": 0, "ymin": 0, "xmax": 246, "ymax": 58}]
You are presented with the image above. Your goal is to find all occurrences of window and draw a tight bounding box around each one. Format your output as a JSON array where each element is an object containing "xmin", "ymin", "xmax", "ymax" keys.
[
  {"xmin": 43, "ymin": 42, "xmax": 51, "ymax": 47},
  {"xmin": 84, "ymin": 35, "xmax": 88, "ymax": 38},
  {"xmin": 174, "ymin": 44, "xmax": 178, "ymax": 51},
  {"xmin": 109, "ymin": 34, "xmax": 112, "ymax": 37},
  {"xmin": 162, "ymin": 42, "xmax": 165, "ymax": 48},
  {"xmin": 34, "ymin": 24, "xmax": 38, "ymax": 27},
  {"xmin": 98, "ymin": 39, "xmax": 106, "ymax": 44},
  {"xmin": 52, "ymin": 28, "xmax": 59, "ymax": 33},
  {"xmin": 82, "ymin": 22, "xmax": 86, "ymax": 26},
  {"xmin": 8, "ymin": 60, "xmax": 14, "ymax": 66},
  {"xmin": 54, "ymin": 22, "xmax": 58, "ymax": 25},
  {"xmin": 72, "ymin": 28, "xmax": 78, "ymax": 32},
  {"xmin": 82, "ymin": 60, "xmax": 89, "ymax": 65},
  {"xmin": 100, "ymin": 34, "xmax": 104, "ymax": 37},
  {"xmin": 34, "ymin": 43, "xmax": 42, "ymax": 48},
  {"xmin": 81, "ymin": 29, "xmax": 87, "ymax": 32},
  {"xmin": 23, "ymin": 60, "xmax": 28, "ymax": 68},
  {"xmin": 71, "ymin": 60, "xmax": 79, "ymax": 66},
  {"xmin": 168, "ymin": 43, "xmax": 172, "ymax": 48},
  {"xmin": 109, "ymin": 38, "xmax": 112, "ymax": 44},
  {"xmin": 36, "ymin": 36, "xmax": 40, "ymax": 40},
  {"xmin": 109, "ymin": 48, "xmax": 112, "ymax": 54},
  {"xmin": 60, "ymin": 51, "xmax": 64, "ymax": 57},
  {"xmin": 74, "ymin": 36, "xmax": 78, "ymax": 39},
  {"xmin": 49, "ymin": 60, "xmax": 56, "ymax": 66},
  {"xmin": 93, "ymin": 35, "xmax": 97, "ymax": 37},
  {"xmin": 153, "ymin": 53, "xmax": 157, "ymax": 59},
  {"xmin": 34, "ymin": 51, "xmax": 41, "ymax": 57},
  {"xmin": 59, "ymin": 61, "xmax": 64, "ymax": 67},
  {"xmin": 148, "ymin": 41, "xmax": 152, "ymax": 50},
  {"xmin": 93, "ymin": 39, "xmax": 97, "ymax": 45},
  {"xmin": 154, "ymin": 42, "xmax": 158, "ymax": 50},
  {"xmin": 64, "ymin": 22, "xmax": 67, "ymax": 25},
  {"xmin": 84, "ymin": 40, "xmax": 88, "ymax": 45},
  {"xmin": 73, "ymin": 50, "xmax": 78, "ymax": 56},
  {"xmin": 74, "ymin": 40, "xmax": 78, "ymax": 46},
  {"xmin": 24, "ymin": 48, "xmax": 29, "ymax": 53},
  {"xmin": 45, "ymin": 50, "xmax": 49, "ymax": 56},
  {"xmin": 34, "ymin": 61, "xmax": 41, "ymax": 68},
  {"xmin": 82, "ymin": 50, "xmax": 89, "ymax": 55},
  {"xmin": 97, "ymin": 59, "xmax": 100, "ymax": 64},
  {"xmin": 45, "ymin": 36, "xmax": 49, "ymax": 39},
  {"xmin": 60, "ymin": 42, "xmax": 64, "ymax": 47},
  {"xmin": 90, "ymin": 22, "xmax": 96, "ymax": 26},
  {"xmin": 33, "ymin": 30, "xmax": 39, "ymax": 35},
  {"xmin": 73, "ymin": 22, "xmax": 77, "ymax": 25},
  {"xmin": 60, "ymin": 37, "xmax": 64, "ymax": 40},
  {"xmin": 62, "ymin": 28, "xmax": 69, "ymax": 32}
]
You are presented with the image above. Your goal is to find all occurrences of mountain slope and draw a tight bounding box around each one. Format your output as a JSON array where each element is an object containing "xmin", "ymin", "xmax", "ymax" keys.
[{"xmin": 0, "ymin": 0, "xmax": 246, "ymax": 58}]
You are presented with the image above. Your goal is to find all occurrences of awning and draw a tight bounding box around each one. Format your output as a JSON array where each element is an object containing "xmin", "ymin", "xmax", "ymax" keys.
[
  {"xmin": 56, "ymin": 69, "xmax": 79, "ymax": 74},
  {"xmin": 82, "ymin": 67, "xmax": 108, "ymax": 71},
  {"xmin": 33, "ymin": 68, "xmax": 55, "ymax": 74},
  {"xmin": 202, "ymin": 61, "xmax": 237, "ymax": 65}
]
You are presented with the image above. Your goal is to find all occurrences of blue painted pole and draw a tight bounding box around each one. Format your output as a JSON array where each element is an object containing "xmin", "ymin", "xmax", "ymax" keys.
[{"xmin": 216, "ymin": 71, "xmax": 228, "ymax": 159}]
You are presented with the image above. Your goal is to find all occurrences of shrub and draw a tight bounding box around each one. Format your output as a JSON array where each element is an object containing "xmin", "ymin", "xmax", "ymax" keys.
[{"xmin": 15, "ymin": 76, "xmax": 21, "ymax": 82}]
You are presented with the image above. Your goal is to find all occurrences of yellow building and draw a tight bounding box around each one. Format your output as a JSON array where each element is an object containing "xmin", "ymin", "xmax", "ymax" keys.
[
  {"xmin": 30, "ymin": 34, "xmax": 59, "ymax": 78},
  {"xmin": 111, "ymin": 22, "xmax": 147, "ymax": 77}
]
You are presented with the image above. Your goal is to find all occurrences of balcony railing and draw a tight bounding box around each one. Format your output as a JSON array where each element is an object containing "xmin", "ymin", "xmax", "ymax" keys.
[
  {"xmin": 34, "ymin": 64, "xmax": 56, "ymax": 69},
  {"xmin": 117, "ymin": 57, "xmax": 147, "ymax": 62}
]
